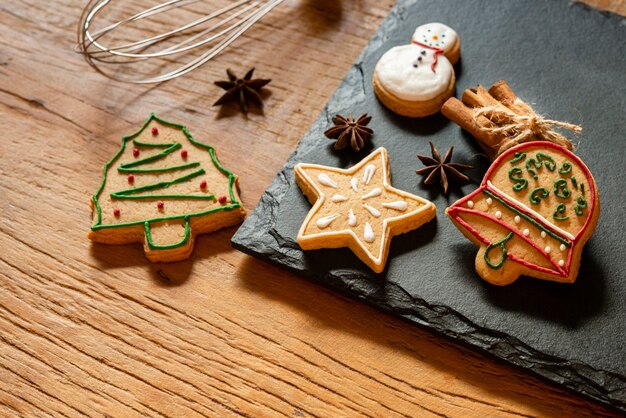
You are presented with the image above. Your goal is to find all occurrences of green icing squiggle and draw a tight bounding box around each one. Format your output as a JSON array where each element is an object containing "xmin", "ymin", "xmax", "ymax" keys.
[
  {"xmin": 508, "ymin": 167, "xmax": 527, "ymax": 192},
  {"xmin": 558, "ymin": 161, "xmax": 572, "ymax": 174},
  {"xmin": 529, "ymin": 187, "xmax": 549, "ymax": 205},
  {"xmin": 553, "ymin": 203, "xmax": 569, "ymax": 221},
  {"xmin": 526, "ymin": 152, "xmax": 556, "ymax": 179},
  {"xmin": 484, "ymin": 232, "xmax": 513, "ymax": 269},
  {"xmin": 574, "ymin": 197, "xmax": 587, "ymax": 216},
  {"xmin": 510, "ymin": 152, "xmax": 526, "ymax": 164},
  {"xmin": 554, "ymin": 178, "xmax": 571, "ymax": 199}
]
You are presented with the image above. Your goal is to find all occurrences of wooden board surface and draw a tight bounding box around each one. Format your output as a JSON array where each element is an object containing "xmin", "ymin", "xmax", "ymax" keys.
[{"xmin": 1, "ymin": 0, "xmax": 624, "ymax": 416}]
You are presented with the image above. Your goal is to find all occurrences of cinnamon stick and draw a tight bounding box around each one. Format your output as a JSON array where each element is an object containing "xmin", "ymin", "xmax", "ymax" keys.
[
  {"xmin": 461, "ymin": 85, "xmax": 501, "ymax": 108},
  {"xmin": 488, "ymin": 80, "xmax": 532, "ymax": 118},
  {"xmin": 488, "ymin": 80, "xmax": 517, "ymax": 105},
  {"xmin": 441, "ymin": 97, "xmax": 502, "ymax": 159}
]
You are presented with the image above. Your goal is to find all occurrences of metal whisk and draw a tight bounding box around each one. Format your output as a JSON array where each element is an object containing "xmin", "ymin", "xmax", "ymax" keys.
[{"xmin": 77, "ymin": 0, "xmax": 285, "ymax": 84}]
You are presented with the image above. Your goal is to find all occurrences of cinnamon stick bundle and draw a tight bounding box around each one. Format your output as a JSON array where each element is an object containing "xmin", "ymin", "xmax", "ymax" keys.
[{"xmin": 442, "ymin": 80, "xmax": 580, "ymax": 160}]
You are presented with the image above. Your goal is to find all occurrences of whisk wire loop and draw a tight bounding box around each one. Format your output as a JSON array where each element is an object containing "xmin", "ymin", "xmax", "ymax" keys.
[{"xmin": 77, "ymin": 0, "xmax": 285, "ymax": 83}]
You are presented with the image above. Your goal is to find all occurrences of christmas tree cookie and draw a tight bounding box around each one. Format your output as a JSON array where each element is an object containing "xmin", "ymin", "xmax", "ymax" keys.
[
  {"xmin": 88, "ymin": 114, "xmax": 246, "ymax": 262},
  {"xmin": 295, "ymin": 148, "xmax": 437, "ymax": 273}
]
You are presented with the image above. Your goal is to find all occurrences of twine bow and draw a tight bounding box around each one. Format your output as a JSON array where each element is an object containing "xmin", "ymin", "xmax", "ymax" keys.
[{"xmin": 473, "ymin": 99, "xmax": 582, "ymax": 155}]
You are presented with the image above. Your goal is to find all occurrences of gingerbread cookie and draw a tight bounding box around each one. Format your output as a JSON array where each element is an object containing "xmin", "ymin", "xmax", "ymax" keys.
[
  {"xmin": 446, "ymin": 142, "xmax": 599, "ymax": 285},
  {"xmin": 373, "ymin": 22, "xmax": 460, "ymax": 117},
  {"xmin": 295, "ymin": 148, "xmax": 436, "ymax": 273},
  {"xmin": 88, "ymin": 114, "xmax": 246, "ymax": 262}
]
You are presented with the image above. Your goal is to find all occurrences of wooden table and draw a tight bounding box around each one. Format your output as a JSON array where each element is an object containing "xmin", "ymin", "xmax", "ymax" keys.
[{"xmin": 1, "ymin": 1, "xmax": 624, "ymax": 416}]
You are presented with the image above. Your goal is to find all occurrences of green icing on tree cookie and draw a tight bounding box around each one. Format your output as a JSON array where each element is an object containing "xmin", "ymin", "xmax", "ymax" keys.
[{"xmin": 90, "ymin": 113, "xmax": 241, "ymax": 250}]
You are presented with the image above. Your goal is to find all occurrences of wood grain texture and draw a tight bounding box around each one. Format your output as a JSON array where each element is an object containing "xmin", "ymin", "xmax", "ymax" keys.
[{"xmin": 1, "ymin": 0, "xmax": 624, "ymax": 416}]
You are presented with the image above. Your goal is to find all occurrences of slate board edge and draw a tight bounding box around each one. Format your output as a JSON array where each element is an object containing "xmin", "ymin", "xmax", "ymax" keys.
[{"xmin": 231, "ymin": 0, "xmax": 626, "ymax": 412}]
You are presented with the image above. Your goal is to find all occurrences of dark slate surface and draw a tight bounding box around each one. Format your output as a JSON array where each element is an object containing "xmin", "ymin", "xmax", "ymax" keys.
[{"xmin": 232, "ymin": 0, "xmax": 626, "ymax": 411}]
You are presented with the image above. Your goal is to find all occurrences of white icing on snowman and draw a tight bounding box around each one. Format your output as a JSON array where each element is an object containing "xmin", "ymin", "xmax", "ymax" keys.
[
  {"xmin": 411, "ymin": 23, "xmax": 458, "ymax": 54},
  {"xmin": 375, "ymin": 23, "xmax": 457, "ymax": 102}
]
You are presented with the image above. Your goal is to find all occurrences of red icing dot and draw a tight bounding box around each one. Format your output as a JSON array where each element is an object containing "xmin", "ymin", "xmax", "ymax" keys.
[
  {"xmin": 200, "ymin": 180, "xmax": 207, "ymax": 189},
  {"xmin": 151, "ymin": 127, "xmax": 158, "ymax": 135},
  {"xmin": 157, "ymin": 201, "xmax": 164, "ymax": 210},
  {"xmin": 127, "ymin": 174, "xmax": 134, "ymax": 183},
  {"xmin": 218, "ymin": 195, "xmax": 227, "ymax": 204},
  {"xmin": 181, "ymin": 150, "xmax": 188, "ymax": 158},
  {"xmin": 113, "ymin": 208, "xmax": 120, "ymax": 217},
  {"xmin": 133, "ymin": 148, "xmax": 139, "ymax": 157}
]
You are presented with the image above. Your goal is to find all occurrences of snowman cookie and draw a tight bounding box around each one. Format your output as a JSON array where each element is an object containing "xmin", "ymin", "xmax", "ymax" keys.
[{"xmin": 373, "ymin": 23, "xmax": 460, "ymax": 118}]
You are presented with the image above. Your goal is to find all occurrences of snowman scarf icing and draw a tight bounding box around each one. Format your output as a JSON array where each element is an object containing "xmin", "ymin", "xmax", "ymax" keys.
[{"xmin": 410, "ymin": 41, "xmax": 444, "ymax": 73}]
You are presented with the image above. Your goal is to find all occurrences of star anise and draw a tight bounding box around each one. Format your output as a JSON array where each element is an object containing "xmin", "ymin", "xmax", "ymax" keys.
[
  {"xmin": 416, "ymin": 141, "xmax": 473, "ymax": 194},
  {"xmin": 213, "ymin": 68, "xmax": 271, "ymax": 113},
  {"xmin": 324, "ymin": 113, "xmax": 373, "ymax": 152}
]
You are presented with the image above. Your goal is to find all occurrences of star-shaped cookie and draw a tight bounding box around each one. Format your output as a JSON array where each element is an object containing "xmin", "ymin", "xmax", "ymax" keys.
[{"xmin": 294, "ymin": 147, "xmax": 437, "ymax": 273}]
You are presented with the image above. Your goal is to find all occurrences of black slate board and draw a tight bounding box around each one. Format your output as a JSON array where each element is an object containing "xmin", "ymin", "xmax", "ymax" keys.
[{"xmin": 232, "ymin": 0, "xmax": 626, "ymax": 411}]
